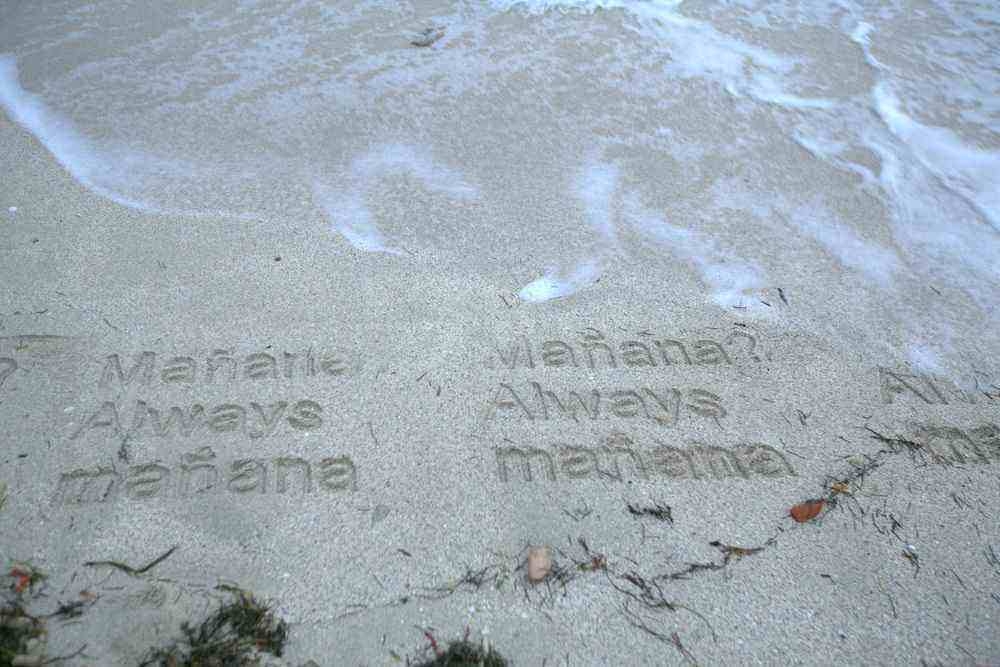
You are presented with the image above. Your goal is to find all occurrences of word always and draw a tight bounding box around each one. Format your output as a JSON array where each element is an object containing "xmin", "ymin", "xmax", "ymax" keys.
[
  {"xmin": 54, "ymin": 447, "xmax": 356, "ymax": 505},
  {"xmin": 71, "ymin": 399, "xmax": 322, "ymax": 440},
  {"xmin": 879, "ymin": 368, "xmax": 982, "ymax": 406},
  {"xmin": 496, "ymin": 433, "xmax": 795, "ymax": 483},
  {"xmin": 486, "ymin": 382, "xmax": 725, "ymax": 423}
]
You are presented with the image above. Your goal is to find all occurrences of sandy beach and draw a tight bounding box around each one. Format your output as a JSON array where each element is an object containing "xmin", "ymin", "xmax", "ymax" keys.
[{"xmin": 1, "ymin": 1, "xmax": 999, "ymax": 664}]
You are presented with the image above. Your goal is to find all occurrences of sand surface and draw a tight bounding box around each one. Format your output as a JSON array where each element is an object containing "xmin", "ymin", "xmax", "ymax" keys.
[{"xmin": 1, "ymin": 1, "xmax": 999, "ymax": 665}]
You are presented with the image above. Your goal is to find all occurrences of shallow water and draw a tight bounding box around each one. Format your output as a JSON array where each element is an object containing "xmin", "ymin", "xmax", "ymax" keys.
[{"xmin": 1, "ymin": 0, "xmax": 998, "ymax": 370}]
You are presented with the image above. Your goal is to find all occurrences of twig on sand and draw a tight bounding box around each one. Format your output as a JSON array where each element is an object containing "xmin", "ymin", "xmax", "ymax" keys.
[
  {"xmin": 43, "ymin": 643, "xmax": 88, "ymax": 664},
  {"xmin": 709, "ymin": 541, "xmax": 764, "ymax": 565},
  {"xmin": 621, "ymin": 603, "xmax": 700, "ymax": 665},
  {"xmin": 84, "ymin": 546, "xmax": 177, "ymax": 577}
]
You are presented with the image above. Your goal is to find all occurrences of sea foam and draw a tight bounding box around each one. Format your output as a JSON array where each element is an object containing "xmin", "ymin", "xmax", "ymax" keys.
[
  {"xmin": 624, "ymin": 193, "xmax": 767, "ymax": 311},
  {"xmin": 874, "ymin": 84, "xmax": 1000, "ymax": 233},
  {"xmin": 318, "ymin": 144, "xmax": 479, "ymax": 255},
  {"xmin": 1, "ymin": 0, "xmax": 999, "ymax": 351},
  {"xmin": 0, "ymin": 55, "xmax": 152, "ymax": 212}
]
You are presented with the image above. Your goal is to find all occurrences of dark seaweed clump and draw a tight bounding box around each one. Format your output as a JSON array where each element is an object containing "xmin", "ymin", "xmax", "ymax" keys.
[
  {"xmin": 141, "ymin": 589, "xmax": 288, "ymax": 667},
  {"xmin": 414, "ymin": 639, "xmax": 508, "ymax": 667}
]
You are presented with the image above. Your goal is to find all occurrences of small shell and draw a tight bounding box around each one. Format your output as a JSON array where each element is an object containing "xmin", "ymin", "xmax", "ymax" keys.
[{"xmin": 526, "ymin": 546, "xmax": 552, "ymax": 583}]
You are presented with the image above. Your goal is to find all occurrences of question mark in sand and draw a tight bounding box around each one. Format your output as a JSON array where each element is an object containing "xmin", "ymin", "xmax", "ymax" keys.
[
  {"xmin": 0, "ymin": 358, "xmax": 17, "ymax": 389},
  {"xmin": 726, "ymin": 331, "xmax": 761, "ymax": 362}
]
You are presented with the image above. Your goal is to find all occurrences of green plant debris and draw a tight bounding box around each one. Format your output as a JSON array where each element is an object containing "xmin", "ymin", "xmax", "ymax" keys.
[
  {"xmin": 7, "ymin": 564, "xmax": 44, "ymax": 596},
  {"xmin": 2, "ymin": 564, "xmax": 47, "ymax": 667},
  {"xmin": 414, "ymin": 632, "xmax": 508, "ymax": 667},
  {"xmin": 626, "ymin": 502, "xmax": 673, "ymax": 523},
  {"xmin": 1, "ymin": 606, "xmax": 44, "ymax": 667},
  {"xmin": 140, "ymin": 588, "xmax": 288, "ymax": 667},
  {"xmin": 434, "ymin": 567, "xmax": 501, "ymax": 596},
  {"xmin": 709, "ymin": 540, "xmax": 764, "ymax": 565},
  {"xmin": 2, "ymin": 562, "xmax": 94, "ymax": 666},
  {"xmin": 573, "ymin": 537, "xmax": 607, "ymax": 572},
  {"xmin": 654, "ymin": 539, "xmax": 768, "ymax": 582},
  {"xmin": 864, "ymin": 427, "xmax": 926, "ymax": 457}
]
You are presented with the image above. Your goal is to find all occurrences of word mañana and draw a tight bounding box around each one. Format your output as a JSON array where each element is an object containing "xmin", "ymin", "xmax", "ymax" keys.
[
  {"xmin": 906, "ymin": 423, "xmax": 1000, "ymax": 464},
  {"xmin": 486, "ymin": 383, "xmax": 726, "ymax": 423},
  {"xmin": 98, "ymin": 348, "xmax": 350, "ymax": 390},
  {"xmin": 491, "ymin": 330, "xmax": 761, "ymax": 370},
  {"xmin": 495, "ymin": 434, "xmax": 795, "ymax": 483},
  {"xmin": 54, "ymin": 447, "xmax": 356, "ymax": 505},
  {"xmin": 71, "ymin": 399, "xmax": 322, "ymax": 440}
]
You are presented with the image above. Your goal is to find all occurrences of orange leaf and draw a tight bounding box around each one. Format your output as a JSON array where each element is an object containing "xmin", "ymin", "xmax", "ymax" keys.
[
  {"xmin": 13, "ymin": 574, "xmax": 30, "ymax": 593},
  {"xmin": 789, "ymin": 499, "xmax": 825, "ymax": 523}
]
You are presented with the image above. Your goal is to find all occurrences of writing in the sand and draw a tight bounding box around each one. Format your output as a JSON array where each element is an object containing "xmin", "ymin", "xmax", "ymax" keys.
[
  {"xmin": 489, "ymin": 328, "xmax": 762, "ymax": 370},
  {"xmin": 495, "ymin": 433, "xmax": 795, "ymax": 484},
  {"xmin": 901, "ymin": 423, "xmax": 1000, "ymax": 465},
  {"xmin": 485, "ymin": 382, "xmax": 725, "ymax": 424},
  {"xmin": 53, "ymin": 447, "xmax": 357, "ymax": 506},
  {"xmin": 71, "ymin": 399, "xmax": 323, "ymax": 441},
  {"xmin": 70, "ymin": 347, "xmax": 354, "ymax": 441},
  {"xmin": 98, "ymin": 348, "xmax": 353, "ymax": 389},
  {"xmin": 878, "ymin": 368, "xmax": 981, "ymax": 406},
  {"xmin": 0, "ymin": 357, "xmax": 15, "ymax": 389}
]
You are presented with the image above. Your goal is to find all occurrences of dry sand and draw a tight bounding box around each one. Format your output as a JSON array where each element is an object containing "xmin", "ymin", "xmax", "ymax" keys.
[{"xmin": 1, "ymin": 2, "xmax": 999, "ymax": 665}]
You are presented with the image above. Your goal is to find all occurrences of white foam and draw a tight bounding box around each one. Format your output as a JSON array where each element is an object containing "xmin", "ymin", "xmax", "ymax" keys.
[
  {"xmin": 0, "ymin": 55, "xmax": 150, "ymax": 212},
  {"xmin": 624, "ymin": 193, "xmax": 767, "ymax": 309},
  {"xmin": 516, "ymin": 161, "xmax": 619, "ymax": 303},
  {"xmin": 744, "ymin": 72, "xmax": 836, "ymax": 110},
  {"xmin": 709, "ymin": 171, "xmax": 899, "ymax": 287},
  {"xmin": 907, "ymin": 344, "xmax": 943, "ymax": 375},
  {"xmin": 849, "ymin": 21, "xmax": 882, "ymax": 69},
  {"xmin": 575, "ymin": 161, "xmax": 619, "ymax": 242},
  {"xmin": 518, "ymin": 258, "xmax": 602, "ymax": 302},
  {"xmin": 788, "ymin": 204, "xmax": 899, "ymax": 286},
  {"xmin": 867, "ymin": 129, "xmax": 1000, "ymax": 311},
  {"xmin": 319, "ymin": 144, "xmax": 478, "ymax": 254},
  {"xmin": 873, "ymin": 84, "xmax": 1000, "ymax": 232},
  {"xmin": 489, "ymin": 0, "xmax": 671, "ymax": 15},
  {"xmin": 792, "ymin": 130, "xmax": 878, "ymax": 188},
  {"xmin": 4, "ymin": 0, "xmax": 999, "ymax": 333},
  {"xmin": 350, "ymin": 144, "xmax": 479, "ymax": 201},
  {"xmin": 0, "ymin": 54, "xmax": 240, "ymax": 219},
  {"xmin": 489, "ymin": 0, "xmax": 830, "ymax": 111},
  {"xmin": 312, "ymin": 182, "xmax": 402, "ymax": 256}
]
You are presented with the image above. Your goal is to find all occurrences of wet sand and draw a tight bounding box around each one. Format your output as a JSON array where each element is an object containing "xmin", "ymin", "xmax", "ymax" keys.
[{"xmin": 1, "ymin": 2, "xmax": 999, "ymax": 664}]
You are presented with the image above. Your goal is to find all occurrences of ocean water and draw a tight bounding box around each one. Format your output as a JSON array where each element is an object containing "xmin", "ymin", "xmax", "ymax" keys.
[{"xmin": 1, "ymin": 0, "xmax": 998, "ymax": 370}]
